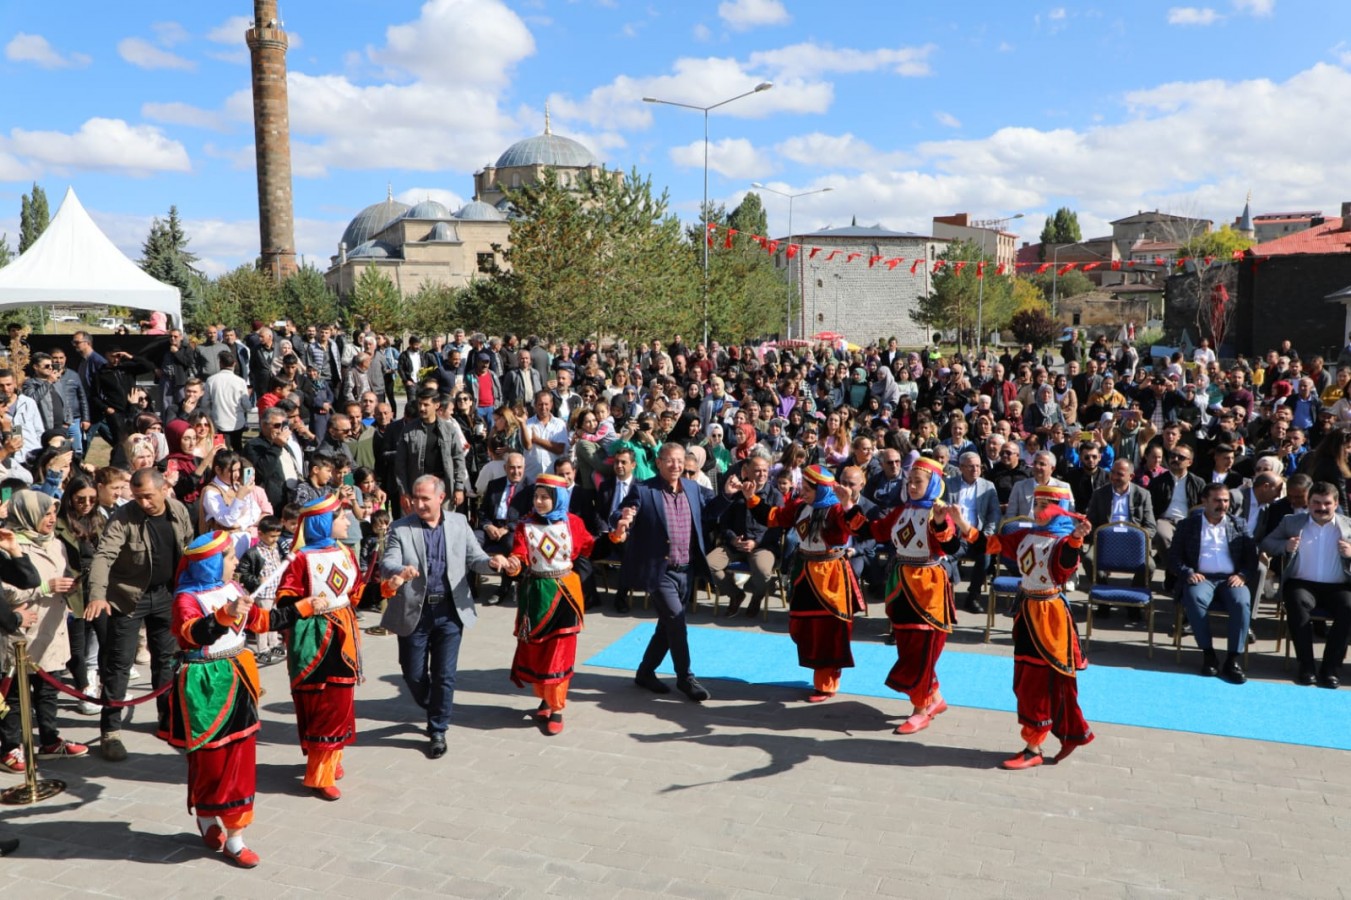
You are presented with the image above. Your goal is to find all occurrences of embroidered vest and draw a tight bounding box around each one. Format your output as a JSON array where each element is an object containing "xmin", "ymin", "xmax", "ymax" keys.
[
  {"xmin": 891, "ymin": 506, "xmax": 936, "ymax": 564},
  {"xmin": 304, "ymin": 546, "xmax": 357, "ymax": 610},
  {"xmin": 187, "ymin": 584, "xmax": 247, "ymax": 661},
  {"xmin": 1016, "ymin": 533, "xmax": 1062, "ymax": 593},
  {"xmin": 526, "ymin": 520, "xmax": 573, "ymax": 575}
]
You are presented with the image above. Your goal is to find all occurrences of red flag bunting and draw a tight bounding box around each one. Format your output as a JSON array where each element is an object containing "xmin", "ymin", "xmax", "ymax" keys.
[
  {"xmin": 1035, "ymin": 263, "xmax": 1052, "ymax": 275},
  {"xmin": 886, "ymin": 257, "xmax": 904, "ymax": 269},
  {"xmin": 933, "ymin": 260, "xmax": 946, "ymax": 272},
  {"xmin": 825, "ymin": 250, "xmax": 841, "ymax": 262},
  {"xmin": 846, "ymin": 252, "xmax": 863, "ymax": 263},
  {"xmin": 809, "ymin": 247, "xmax": 820, "ymax": 259},
  {"xmin": 707, "ymin": 235, "xmax": 714, "ymax": 248},
  {"xmin": 954, "ymin": 261, "xmax": 967, "ymax": 275},
  {"xmin": 706, "ymin": 222, "xmax": 717, "ymax": 231},
  {"xmin": 868, "ymin": 255, "xmax": 883, "ymax": 267},
  {"xmin": 1110, "ymin": 260, "xmax": 1122, "ymax": 270},
  {"xmin": 1057, "ymin": 263, "xmax": 1076, "ymax": 275},
  {"xmin": 976, "ymin": 261, "xmax": 985, "ymax": 278},
  {"xmin": 1127, "ymin": 260, "xmax": 1136, "ymax": 268},
  {"xmin": 1231, "ymin": 249, "xmax": 1243, "ymax": 259},
  {"xmin": 787, "ymin": 244, "xmax": 799, "ymax": 260},
  {"xmin": 1203, "ymin": 256, "xmax": 1213, "ymax": 267},
  {"xmin": 724, "ymin": 229, "xmax": 735, "ymax": 249},
  {"xmin": 910, "ymin": 260, "xmax": 922, "ymax": 274},
  {"xmin": 995, "ymin": 263, "xmax": 1006, "ymax": 276},
  {"xmin": 768, "ymin": 240, "xmax": 780, "ymax": 254},
  {"xmin": 1153, "ymin": 257, "xmax": 1164, "ymax": 266},
  {"xmin": 1081, "ymin": 262, "xmax": 1100, "ymax": 272}
]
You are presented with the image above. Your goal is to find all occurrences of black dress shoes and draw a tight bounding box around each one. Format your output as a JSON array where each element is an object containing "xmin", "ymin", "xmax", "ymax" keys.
[
  {"xmin": 634, "ymin": 670, "xmax": 671, "ymax": 694},
  {"xmin": 1296, "ymin": 665, "xmax": 1317, "ymax": 687},
  {"xmin": 677, "ymin": 676, "xmax": 710, "ymax": 702},
  {"xmin": 1199, "ymin": 649, "xmax": 1219, "ymax": 678},
  {"xmin": 964, "ymin": 595, "xmax": 986, "ymax": 615},
  {"xmin": 724, "ymin": 589, "xmax": 746, "ymax": 617},
  {"xmin": 428, "ymin": 734, "xmax": 447, "ymax": 759},
  {"xmin": 742, "ymin": 596, "xmax": 763, "ymax": 619},
  {"xmin": 614, "ymin": 597, "xmax": 631, "ymax": 614},
  {"xmin": 1317, "ymin": 672, "xmax": 1340, "ymax": 690},
  {"xmin": 1221, "ymin": 656, "xmax": 1247, "ymax": 685}
]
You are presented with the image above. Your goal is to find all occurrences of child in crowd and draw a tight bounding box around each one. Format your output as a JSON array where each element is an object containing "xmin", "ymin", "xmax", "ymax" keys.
[
  {"xmin": 237, "ymin": 516, "xmax": 288, "ymax": 666},
  {"xmin": 361, "ymin": 509, "xmax": 393, "ymax": 636}
]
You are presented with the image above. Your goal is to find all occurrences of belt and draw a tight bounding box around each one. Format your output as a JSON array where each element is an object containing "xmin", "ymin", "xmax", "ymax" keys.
[
  {"xmin": 425, "ymin": 593, "xmax": 447, "ymax": 605},
  {"xmin": 666, "ymin": 563, "xmax": 691, "ymax": 573}
]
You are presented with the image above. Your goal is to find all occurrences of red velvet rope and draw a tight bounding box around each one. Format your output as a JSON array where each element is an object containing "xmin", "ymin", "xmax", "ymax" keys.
[{"xmin": 27, "ymin": 666, "xmax": 174, "ymax": 707}]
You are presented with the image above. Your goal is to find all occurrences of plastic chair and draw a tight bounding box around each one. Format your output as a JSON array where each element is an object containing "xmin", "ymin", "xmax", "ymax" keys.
[
  {"xmin": 985, "ymin": 516, "xmax": 1034, "ymax": 643},
  {"xmin": 1085, "ymin": 522, "xmax": 1155, "ymax": 656}
]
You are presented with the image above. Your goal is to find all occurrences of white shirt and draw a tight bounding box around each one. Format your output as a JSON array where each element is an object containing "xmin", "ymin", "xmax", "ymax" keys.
[
  {"xmin": 205, "ymin": 370, "xmax": 250, "ymax": 432},
  {"xmin": 1197, "ymin": 517, "xmax": 1235, "ymax": 574},
  {"xmin": 1164, "ymin": 476, "xmax": 1191, "ymax": 521},
  {"xmin": 523, "ymin": 414, "xmax": 568, "ymax": 481},
  {"xmin": 1109, "ymin": 488, "xmax": 1131, "ymax": 522},
  {"xmin": 1289, "ymin": 518, "xmax": 1345, "ymax": 584},
  {"xmin": 1245, "ymin": 499, "xmax": 1265, "ymax": 538}
]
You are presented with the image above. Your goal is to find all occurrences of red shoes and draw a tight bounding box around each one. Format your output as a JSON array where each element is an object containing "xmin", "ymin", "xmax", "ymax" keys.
[
  {"xmin": 544, "ymin": 713, "xmax": 564, "ymax": 736},
  {"xmin": 1000, "ymin": 749, "xmax": 1044, "ymax": 770},
  {"xmin": 807, "ymin": 691, "xmax": 833, "ymax": 704},
  {"xmin": 535, "ymin": 701, "xmax": 551, "ymax": 719},
  {"xmin": 314, "ymin": 785, "xmax": 342, "ymax": 801},
  {"xmin": 198, "ymin": 822, "xmax": 225, "ymax": 851},
  {"xmin": 226, "ymin": 845, "xmax": 260, "ymax": 868},
  {"xmin": 894, "ymin": 696, "xmax": 948, "ymax": 735}
]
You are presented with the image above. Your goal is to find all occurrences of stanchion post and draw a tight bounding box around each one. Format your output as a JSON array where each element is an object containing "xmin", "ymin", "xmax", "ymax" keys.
[{"xmin": 1, "ymin": 639, "xmax": 67, "ymax": 805}]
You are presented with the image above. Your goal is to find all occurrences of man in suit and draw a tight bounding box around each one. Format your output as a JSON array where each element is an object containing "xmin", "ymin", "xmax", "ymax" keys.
[
  {"xmin": 589, "ymin": 447, "xmax": 637, "ymax": 613},
  {"xmin": 477, "ymin": 451, "xmax": 531, "ymax": 605},
  {"xmin": 1259, "ymin": 473, "xmax": 1309, "ymax": 542},
  {"xmin": 611, "ymin": 442, "xmax": 734, "ymax": 702},
  {"xmin": 1148, "ymin": 443, "xmax": 1206, "ymax": 588},
  {"xmin": 380, "ymin": 475, "xmax": 510, "ymax": 758},
  {"xmin": 1169, "ymin": 484, "xmax": 1259, "ymax": 684},
  {"xmin": 1007, "ymin": 450, "xmax": 1074, "ymax": 518},
  {"xmin": 1260, "ymin": 480, "xmax": 1351, "ymax": 688},
  {"xmin": 1087, "ymin": 459, "xmax": 1158, "ymax": 538},
  {"xmin": 504, "ymin": 349, "xmax": 544, "ymax": 408},
  {"xmin": 946, "ymin": 451, "xmax": 1001, "ymax": 613}
]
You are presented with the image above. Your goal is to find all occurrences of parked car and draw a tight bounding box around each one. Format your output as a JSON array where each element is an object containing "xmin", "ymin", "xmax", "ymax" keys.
[
  {"xmin": 52, "ymin": 314, "xmax": 80, "ymax": 323},
  {"xmin": 95, "ymin": 317, "xmax": 121, "ymax": 330}
]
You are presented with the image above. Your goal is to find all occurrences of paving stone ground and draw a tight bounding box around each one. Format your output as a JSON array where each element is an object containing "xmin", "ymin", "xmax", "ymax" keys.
[{"xmin": 2, "ymin": 588, "xmax": 1349, "ymax": 899}]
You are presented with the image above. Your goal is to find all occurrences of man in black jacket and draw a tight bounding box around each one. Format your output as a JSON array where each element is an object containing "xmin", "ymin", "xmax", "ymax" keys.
[
  {"xmin": 706, "ymin": 452, "xmax": 782, "ymax": 617},
  {"xmin": 244, "ymin": 407, "xmax": 299, "ymax": 511},
  {"xmin": 1148, "ymin": 443, "xmax": 1206, "ymax": 585}
]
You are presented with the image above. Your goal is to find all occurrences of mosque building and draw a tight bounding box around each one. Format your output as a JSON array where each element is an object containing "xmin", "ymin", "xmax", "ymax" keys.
[{"xmin": 324, "ymin": 114, "xmax": 617, "ymax": 298}]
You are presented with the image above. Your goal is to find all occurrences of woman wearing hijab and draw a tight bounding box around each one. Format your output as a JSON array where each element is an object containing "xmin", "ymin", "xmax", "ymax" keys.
[
  {"xmin": 161, "ymin": 531, "xmax": 328, "ymax": 868},
  {"xmin": 164, "ymin": 419, "xmax": 211, "ymax": 504},
  {"xmin": 985, "ymin": 484, "xmax": 1094, "ymax": 770},
  {"xmin": 733, "ymin": 422, "xmax": 759, "ymax": 462},
  {"xmin": 701, "ymin": 423, "xmax": 732, "ymax": 474},
  {"xmin": 501, "ymin": 474, "xmax": 594, "ymax": 736},
  {"xmin": 852, "ymin": 457, "xmax": 973, "ymax": 735},
  {"xmin": 1, "ymin": 491, "xmax": 88, "ymax": 773},
  {"xmin": 1026, "ymin": 383, "xmax": 1066, "ymax": 438},
  {"xmin": 274, "ymin": 493, "xmax": 363, "ymax": 801},
  {"xmin": 745, "ymin": 465, "xmax": 864, "ymax": 703},
  {"xmin": 684, "ymin": 445, "xmax": 714, "ymax": 490}
]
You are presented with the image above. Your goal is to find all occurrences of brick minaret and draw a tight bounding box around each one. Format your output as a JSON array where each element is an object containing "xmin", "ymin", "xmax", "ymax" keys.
[{"xmin": 246, "ymin": 1, "xmax": 297, "ymax": 280}]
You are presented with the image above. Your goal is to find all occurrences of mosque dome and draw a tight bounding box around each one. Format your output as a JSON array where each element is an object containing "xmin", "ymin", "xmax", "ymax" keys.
[
  {"xmin": 422, "ymin": 222, "xmax": 459, "ymax": 242},
  {"xmin": 456, "ymin": 200, "xmax": 507, "ymax": 222},
  {"xmin": 404, "ymin": 199, "xmax": 451, "ymax": 220},
  {"xmin": 340, "ymin": 195, "xmax": 410, "ymax": 250},
  {"xmin": 347, "ymin": 240, "xmax": 396, "ymax": 260},
  {"xmin": 494, "ymin": 133, "xmax": 599, "ymax": 169}
]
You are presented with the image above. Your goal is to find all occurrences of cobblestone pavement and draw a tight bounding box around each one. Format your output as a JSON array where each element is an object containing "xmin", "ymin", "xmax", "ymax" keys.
[{"xmin": 2, "ymin": 593, "xmax": 1349, "ymax": 899}]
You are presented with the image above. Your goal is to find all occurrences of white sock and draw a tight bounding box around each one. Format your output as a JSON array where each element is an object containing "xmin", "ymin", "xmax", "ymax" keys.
[
  {"xmin": 197, "ymin": 815, "xmax": 217, "ymax": 834},
  {"xmin": 225, "ymin": 835, "xmax": 245, "ymax": 854}
]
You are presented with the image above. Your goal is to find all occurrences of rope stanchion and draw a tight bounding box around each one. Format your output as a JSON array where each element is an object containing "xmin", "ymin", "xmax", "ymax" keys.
[
  {"xmin": 1, "ymin": 639, "xmax": 66, "ymax": 806},
  {"xmin": 30, "ymin": 666, "xmax": 174, "ymax": 708}
]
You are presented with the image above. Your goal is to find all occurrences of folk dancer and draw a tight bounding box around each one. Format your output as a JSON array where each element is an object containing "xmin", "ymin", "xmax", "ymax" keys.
[
  {"xmin": 502, "ymin": 474, "xmax": 595, "ymax": 735},
  {"xmin": 161, "ymin": 531, "xmax": 329, "ymax": 867},
  {"xmin": 275, "ymin": 493, "xmax": 364, "ymax": 800},
  {"xmin": 853, "ymin": 457, "xmax": 972, "ymax": 734},
  {"xmin": 986, "ymin": 483, "xmax": 1095, "ymax": 769},
  {"xmin": 744, "ymin": 464, "xmax": 863, "ymax": 702}
]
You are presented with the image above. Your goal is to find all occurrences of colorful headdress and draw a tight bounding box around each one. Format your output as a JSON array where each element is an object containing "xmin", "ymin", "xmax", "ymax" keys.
[
  {"xmin": 175, "ymin": 531, "xmax": 231, "ymax": 594},
  {"xmin": 909, "ymin": 456, "xmax": 946, "ymax": 509},
  {"xmin": 1033, "ymin": 483, "xmax": 1079, "ymax": 535},
  {"xmin": 802, "ymin": 464, "xmax": 839, "ymax": 510},
  {"xmin": 534, "ymin": 473, "xmax": 571, "ymax": 523},
  {"xmin": 296, "ymin": 492, "xmax": 342, "ymax": 551}
]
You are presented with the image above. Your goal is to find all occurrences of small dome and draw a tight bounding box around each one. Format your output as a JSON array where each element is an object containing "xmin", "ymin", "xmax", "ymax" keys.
[
  {"xmin": 422, "ymin": 222, "xmax": 459, "ymax": 242},
  {"xmin": 494, "ymin": 133, "xmax": 599, "ymax": 169},
  {"xmin": 404, "ymin": 199, "xmax": 451, "ymax": 220},
  {"xmin": 341, "ymin": 197, "xmax": 410, "ymax": 250},
  {"xmin": 347, "ymin": 240, "xmax": 396, "ymax": 260},
  {"xmin": 456, "ymin": 200, "xmax": 506, "ymax": 221}
]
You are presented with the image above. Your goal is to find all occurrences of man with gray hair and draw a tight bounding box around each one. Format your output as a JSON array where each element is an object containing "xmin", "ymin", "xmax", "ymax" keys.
[
  {"xmin": 946, "ymin": 451, "xmax": 1001, "ymax": 613},
  {"xmin": 380, "ymin": 475, "xmax": 510, "ymax": 758},
  {"xmin": 1007, "ymin": 450, "xmax": 1075, "ymax": 518}
]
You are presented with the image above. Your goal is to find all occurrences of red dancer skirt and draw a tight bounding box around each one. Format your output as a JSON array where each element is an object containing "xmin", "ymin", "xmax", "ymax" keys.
[
  {"xmin": 187, "ymin": 735, "xmax": 256, "ymax": 818},
  {"xmin": 293, "ymin": 685, "xmax": 356, "ymax": 754},
  {"xmin": 886, "ymin": 628, "xmax": 947, "ymax": 700},
  {"xmin": 788, "ymin": 613, "xmax": 855, "ymax": 670},
  {"xmin": 1013, "ymin": 658, "xmax": 1094, "ymax": 747},
  {"xmin": 511, "ymin": 634, "xmax": 578, "ymax": 687}
]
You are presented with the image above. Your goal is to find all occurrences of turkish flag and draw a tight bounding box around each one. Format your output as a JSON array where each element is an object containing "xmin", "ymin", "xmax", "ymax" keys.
[
  {"xmin": 846, "ymin": 252, "xmax": 862, "ymax": 263},
  {"xmin": 1110, "ymin": 260, "xmax": 1122, "ymax": 270},
  {"xmin": 1035, "ymin": 263, "xmax": 1052, "ymax": 275},
  {"xmin": 887, "ymin": 257, "xmax": 904, "ymax": 270},
  {"xmin": 868, "ymin": 255, "xmax": 882, "ymax": 267},
  {"xmin": 933, "ymin": 259, "xmax": 947, "ymax": 272},
  {"xmin": 976, "ymin": 261, "xmax": 986, "ymax": 278},
  {"xmin": 724, "ymin": 228, "xmax": 737, "ymax": 249},
  {"xmin": 809, "ymin": 247, "xmax": 820, "ymax": 259},
  {"xmin": 825, "ymin": 250, "xmax": 841, "ymax": 262},
  {"xmin": 1082, "ymin": 262, "xmax": 1100, "ymax": 272},
  {"xmin": 954, "ymin": 261, "xmax": 967, "ymax": 275},
  {"xmin": 910, "ymin": 260, "xmax": 922, "ymax": 274},
  {"xmin": 1057, "ymin": 263, "xmax": 1076, "ymax": 275},
  {"xmin": 787, "ymin": 244, "xmax": 799, "ymax": 259},
  {"xmin": 995, "ymin": 263, "xmax": 1006, "ymax": 275}
]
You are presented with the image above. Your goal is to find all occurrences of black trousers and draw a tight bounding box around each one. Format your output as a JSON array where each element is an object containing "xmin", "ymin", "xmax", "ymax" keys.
[
  {"xmin": 97, "ymin": 586, "xmax": 177, "ymax": 736},
  {"xmin": 640, "ymin": 568, "xmax": 693, "ymax": 680},
  {"xmin": 952, "ymin": 534, "xmax": 991, "ymax": 600},
  {"xmin": 1284, "ymin": 579, "xmax": 1351, "ymax": 675},
  {"xmin": 0, "ymin": 677, "xmax": 59, "ymax": 754}
]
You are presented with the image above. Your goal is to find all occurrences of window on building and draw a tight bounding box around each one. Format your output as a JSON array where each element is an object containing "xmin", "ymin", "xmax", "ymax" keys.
[
  {"xmin": 477, "ymin": 252, "xmax": 495, "ymax": 273},
  {"xmin": 1072, "ymin": 312, "xmax": 1082, "ymax": 325}
]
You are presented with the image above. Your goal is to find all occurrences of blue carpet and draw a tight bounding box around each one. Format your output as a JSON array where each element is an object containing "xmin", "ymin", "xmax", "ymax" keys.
[{"xmin": 584, "ymin": 625, "xmax": 1351, "ymax": 751}]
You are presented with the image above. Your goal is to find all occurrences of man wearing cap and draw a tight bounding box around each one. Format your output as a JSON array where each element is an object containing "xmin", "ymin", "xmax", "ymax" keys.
[{"xmin": 465, "ymin": 351, "xmax": 502, "ymax": 429}]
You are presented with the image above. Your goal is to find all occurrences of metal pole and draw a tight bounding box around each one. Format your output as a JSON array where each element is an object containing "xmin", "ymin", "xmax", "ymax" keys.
[
  {"xmin": 0, "ymin": 640, "xmax": 67, "ymax": 805},
  {"xmin": 977, "ymin": 230, "xmax": 987, "ymax": 351},
  {"xmin": 1051, "ymin": 244, "xmax": 1060, "ymax": 314},
  {"xmin": 786, "ymin": 194, "xmax": 794, "ymax": 340},
  {"xmin": 702, "ymin": 109, "xmax": 710, "ymax": 349}
]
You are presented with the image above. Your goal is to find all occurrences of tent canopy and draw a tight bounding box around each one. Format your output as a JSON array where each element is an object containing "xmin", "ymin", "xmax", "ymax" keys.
[{"xmin": 0, "ymin": 187, "xmax": 182, "ymax": 325}]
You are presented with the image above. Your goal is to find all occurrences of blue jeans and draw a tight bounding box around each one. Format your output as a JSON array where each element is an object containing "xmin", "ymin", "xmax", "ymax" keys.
[
  {"xmin": 67, "ymin": 419, "xmax": 83, "ymax": 456},
  {"xmin": 396, "ymin": 598, "xmax": 463, "ymax": 737},
  {"xmin": 476, "ymin": 406, "xmax": 495, "ymax": 431},
  {"xmin": 1178, "ymin": 575, "xmax": 1251, "ymax": 654}
]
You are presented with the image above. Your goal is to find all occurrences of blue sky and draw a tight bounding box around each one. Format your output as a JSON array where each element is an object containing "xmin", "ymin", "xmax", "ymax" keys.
[{"xmin": 4, "ymin": 0, "xmax": 1351, "ymax": 275}]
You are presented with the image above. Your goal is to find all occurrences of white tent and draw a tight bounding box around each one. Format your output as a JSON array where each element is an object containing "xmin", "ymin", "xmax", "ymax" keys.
[{"xmin": 0, "ymin": 186, "xmax": 182, "ymax": 325}]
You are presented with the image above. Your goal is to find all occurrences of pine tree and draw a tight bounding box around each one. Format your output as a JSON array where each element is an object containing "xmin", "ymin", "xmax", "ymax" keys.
[
  {"xmin": 0, "ymin": 234, "xmax": 12, "ymax": 268},
  {"xmin": 213, "ymin": 264, "xmax": 283, "ymax": 329},
  {"xmin": 1038, "ymin": 207, "xmax": 1082, "ymax": 260},
  {"xmin": 280, "ymin": 263, "xmax": 340, "ymax": 328},
  {"xmin": 141, "ymin": 205, "xmax": 202, "ymax": 316},
  {"xmin": 349, "ymin": 264, "xmax": 402, "ymax": 333},
  {"xmin": 19, "ymin": 184, "xmax": 49, "ymax": 253}
]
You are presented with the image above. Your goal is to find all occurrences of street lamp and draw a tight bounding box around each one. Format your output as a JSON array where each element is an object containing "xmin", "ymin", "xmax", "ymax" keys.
[
  {"xmin": 751, "ymin": 182, "xmax": 833, "ymax": 340},
  {"xmin": 644, "ymin": 82, "xmax": 773, "ymax": 348},
  {"xmin": 971, "ymin": 213, "xmax": 1023, "ymax": 348}
]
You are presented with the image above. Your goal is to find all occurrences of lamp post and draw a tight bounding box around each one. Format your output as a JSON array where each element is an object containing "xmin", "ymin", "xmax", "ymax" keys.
[
  {"xmin": 751, "ymin": 182, "xmax": 833, "ymax": 340},
  {"xmin": 971, "ymin": 213, "xmax": 1023, "ymax": 350},
  {"xmin": 644, "ymin": 82, "xmax": 774, "ymax": 349}
]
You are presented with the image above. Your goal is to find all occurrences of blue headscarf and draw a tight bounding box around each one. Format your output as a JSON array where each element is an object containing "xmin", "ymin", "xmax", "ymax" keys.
[
  {"xmin": 297, "ymin": 493, "xmax": 341, "ymax": 550},
  {"xmin": 175, "ymin": 531, "xmax": 231, "ymax": 594},
  {"xmin": 534, "ymin": 474, "xmax": 571, "ymax": 524},
  {"xmin": 908, "ymin": 458, "xmax": 946, "ymax": 510},
  {"xmin": 802, "ymin": 465, "xmax": 839, "ymax": 510},
  {"xmin": 1036, "ymin": 503, "xmax": 1078, "ymax": 537}
]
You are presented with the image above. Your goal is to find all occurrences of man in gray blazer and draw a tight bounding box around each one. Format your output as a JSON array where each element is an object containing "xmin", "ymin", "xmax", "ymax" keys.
[
  {"xmin": 380, "ymin": 474, "xmax": 510, "ymax": 757},
  {"xmin": 946, "ymin": 452, "xmax": 1002, "ymax": 613},
  {"xmin": 1007, "ymin": 451, "xmax": 1075, "ymax": 518},
  {"xmin": 1259, "ymin": 480, "xmax": 1351, "ymax": 688}
]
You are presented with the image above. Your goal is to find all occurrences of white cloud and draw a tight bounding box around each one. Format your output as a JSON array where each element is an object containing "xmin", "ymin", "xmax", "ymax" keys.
[
  {"xmin": 718, "ymin": 0, "xmax": 791, "ymax": 30},
  {"xmin": 748, "ymin": 43, "xmax": 936, "ymax": 78},
  {"xmin": 394, "ymin": 187, "xmax": 467, "ymax": 211},
  {"xmin": 1168, "ymin": 7, "xmax": 1222, "ymax": 25},
  {"xmin": 3, "ymin": 117, "xmax": 191, "ymax": 177},
  {"xmin": 1049, "ymin": 7, "xmax": 1067, "ymax": 19},
  {"xmin": 151, "ymin": 21, "xmax": 190, "ymax": 47},
  {"xmin": 207, "ymin": 15, "xmax": 251, "ymax": 44},
  {"xmin": 4, "ymin": 33, "xmax": 90, "ymax": 69},
  {"xmin": 141, "ymin": 101, "xmax": 229, "ymax": 132},
  {"xmin": 693, "ymin": 23, "xmax": 712, "ymax": 41},
  {"xmin": 935, "ymin": 111, "xmax": 961, "ymax": 129},
  {"xmin": 776, "ymin": 132, "xmax": 913, "ymax": 171},
  {"xmin": 368, "ymin": 0, "xmax": 534, "ymax": 85},
  {"xmin": 118, "ymin": 37, "xmax": 196, "ymax": 71},
  {"xmin": 671, "ymin": 137, "xmax": 772, "ymax": 179},
  {"xmin": 1233, "ymin": 0, "xmax": 1274, "ymax": 15}
]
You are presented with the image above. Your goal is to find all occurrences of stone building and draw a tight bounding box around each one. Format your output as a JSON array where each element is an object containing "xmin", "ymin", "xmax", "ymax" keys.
[
  {"xmin": 324, "ymin": 117, "xmax": 617, "ymax": 299},
  {"xmin": 776, "ymin": 224, "xmax": 949, "ymax": 347},
  {"xmin": 930, "ymin": 213, "xmax": 1018, "ymax": 271}
]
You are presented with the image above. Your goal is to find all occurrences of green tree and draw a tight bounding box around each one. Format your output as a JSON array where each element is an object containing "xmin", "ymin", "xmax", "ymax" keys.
[
  {"xmin": 1009, "ymin": 307, "xmax": 1059, "ymax": 348},
  {"xmin": 909, "ymin": 239, "xmax": 1016, "ymax": 346},
  {"xmin": 1029, "ymin": 267, "xmax": 1095, "ymax": 301},
  {"xmin": 280, "ymin": 263, "xmax": 340, "ymax": 327},
  {"xmin": 19, "ymin": 184, "xmax": 49, "ymax": 253},
  {"xmin": 141, "ymin": 205, "xmax": 202, "ymax": 317},
  {"xmin": 405, "ymin": 282, "xmax": 460, "ymax": 337},
  {"xmin": 1011, "ymin": 277, "xmax": 1048, "ymax": 313},
  {"xmin": 727, "ymin": 191, "xmax": 769, "ymax": 237},
  {"xmin": 348, "ymin": 264, "xmax": 402, "ymax": 333},
  {"xmin": 697, "ymin": 201, "xmax": 787, "ymax": 341},
  {"xmin": 0, "ymin": 234, "xmax": 12, "ymax": 268},
  {"xmin": 189, "ymin": 274, "xmax": 241, "ymax": 330},
  {"xmin": 213, "ymin": 264, "xmax": 283, "ymax": 329},
  {"xmin": 1177, "ymin": 224, "xmax": 1255, "ymax": 261},
  {"xmin": 1038, "ymin": 207, "xmax": 1082, "ymax": 260}
]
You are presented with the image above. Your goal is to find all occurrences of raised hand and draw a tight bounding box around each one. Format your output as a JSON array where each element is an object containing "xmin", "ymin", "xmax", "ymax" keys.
[{"xmin": 723, "ymin": 474, "xmax": 743, "ymax": 496}]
